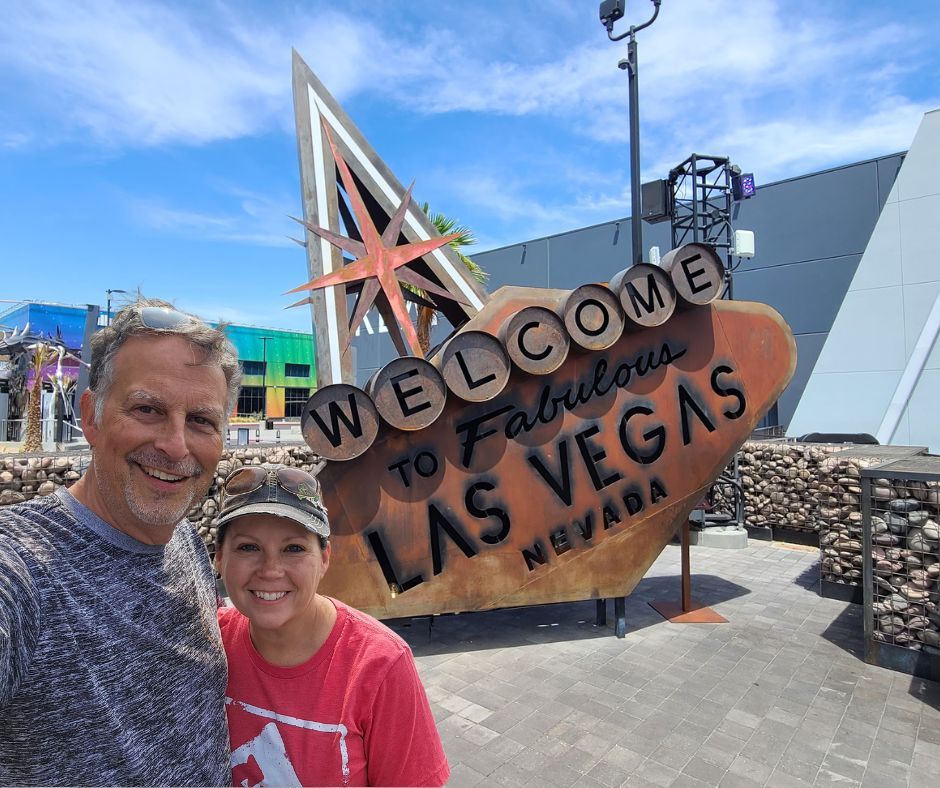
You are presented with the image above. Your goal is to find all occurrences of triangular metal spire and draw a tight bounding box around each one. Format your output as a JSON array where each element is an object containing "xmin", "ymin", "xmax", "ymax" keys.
[{"xmin": 291, "ymin": 49, "xmax": 488, "ymax": 387}]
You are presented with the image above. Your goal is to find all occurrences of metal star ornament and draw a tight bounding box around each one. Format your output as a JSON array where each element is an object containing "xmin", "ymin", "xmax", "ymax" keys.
[{"xmin": 287, "ymin": 122, "xmax": 467, "ymax": 358}]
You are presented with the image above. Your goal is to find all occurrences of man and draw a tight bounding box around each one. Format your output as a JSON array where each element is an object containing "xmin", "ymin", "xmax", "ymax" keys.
[{"xmin": 0, "ymin": 298, "xmax": 241, "ymax": 786}]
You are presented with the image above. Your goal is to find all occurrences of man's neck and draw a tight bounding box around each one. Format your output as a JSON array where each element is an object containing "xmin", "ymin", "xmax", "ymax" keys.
[{"xmin": 69, "ymin": 464, "xmax": 175, "ymax": 546}]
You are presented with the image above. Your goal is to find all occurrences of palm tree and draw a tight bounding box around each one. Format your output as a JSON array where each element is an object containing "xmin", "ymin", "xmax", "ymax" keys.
[
  {"xmin": 416, "ymin": 203, "xmax": 488, "ymax": 355},
  {"xmin": 22, "ymin": 343, "xmax": 50, "ymax": 452}
]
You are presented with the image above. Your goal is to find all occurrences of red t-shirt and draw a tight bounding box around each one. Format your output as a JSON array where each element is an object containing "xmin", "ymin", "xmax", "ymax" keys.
[{"xmin": 218, "ymin": 600, "xmax": 449, "ymax": 787}]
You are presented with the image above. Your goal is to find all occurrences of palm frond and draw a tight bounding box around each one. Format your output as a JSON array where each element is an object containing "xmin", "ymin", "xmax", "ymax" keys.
[{"xmin": 421, "ymin": 201, "xmax": 488, "ymax": 283}]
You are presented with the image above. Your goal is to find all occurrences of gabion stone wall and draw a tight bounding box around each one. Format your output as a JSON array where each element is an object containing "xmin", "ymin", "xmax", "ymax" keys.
[
  {"xmin": 711, "ymin": 441, "xmax": 845, "ymax": 533},
  {"xmin": 0, "ymin": 454, "xmax": 88, "ymax": 505},
  {"xmin": 817, "ymin": 451, "xmax": 924, "ymax": 589},
  {"xmin": 4, "ymin": 441, "xmax": 927, "ymax": 570},
  {"xmin": 869, "ymin": 476, "xmax": 940, "ymax": 653},
  {"xmin": 818, "ymin": 467, "xmax": 865, "ymax": 585},
  {"xmin": 0, "ymin": 445, "xmax": 322, "ymax": 550}
]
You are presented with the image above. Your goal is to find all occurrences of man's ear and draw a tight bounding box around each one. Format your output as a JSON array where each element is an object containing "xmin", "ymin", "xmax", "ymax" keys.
[{"xmin": 79, "ymin": 390, "xmax": 98, "ymax": 448}]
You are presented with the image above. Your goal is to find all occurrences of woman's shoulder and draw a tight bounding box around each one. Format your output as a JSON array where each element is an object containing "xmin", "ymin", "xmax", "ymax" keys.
[
  {"xmin": 216, "ymin": 604, "xmax": 245, "ymax": 640},
  {"xmin": 330, "ymin": 598, "xmax": 411, "ymax": 662}
]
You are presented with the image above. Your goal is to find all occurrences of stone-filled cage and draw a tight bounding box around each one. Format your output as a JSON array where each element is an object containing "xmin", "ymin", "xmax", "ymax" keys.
[
  {"xmin": 861, "ymin": 455, "xmax": 940, "ymax": 680},
  {"xmin": 819, "ymin": 445, "xmax": 927, "ymax": 603}
]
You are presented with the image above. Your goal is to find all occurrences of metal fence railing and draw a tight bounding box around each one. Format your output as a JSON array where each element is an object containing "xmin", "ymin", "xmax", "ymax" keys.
[
  {"xmin": 1, "ymin": 418, "xmax": 82, "ymax": 445},
  {"xmin": 0, "ymin": 418, "xmax": 23, "ymax": 442}
]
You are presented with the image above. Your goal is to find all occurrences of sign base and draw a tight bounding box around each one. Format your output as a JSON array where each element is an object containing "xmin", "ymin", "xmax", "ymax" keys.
[{"xmin": 648, "ymin": 599, "xmax": 728, "ymax": 624}]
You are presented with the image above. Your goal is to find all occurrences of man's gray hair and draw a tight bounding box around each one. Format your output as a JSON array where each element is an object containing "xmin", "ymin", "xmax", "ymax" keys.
[{"xmin": 89, "ymin": 297, "xmax": 242, "ymax": 422}]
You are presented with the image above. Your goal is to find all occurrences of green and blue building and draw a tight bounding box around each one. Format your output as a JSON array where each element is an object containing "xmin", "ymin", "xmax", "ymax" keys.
[{"xmin": 0, "ymin": 301, "xmax": 316, "ymax": 420}]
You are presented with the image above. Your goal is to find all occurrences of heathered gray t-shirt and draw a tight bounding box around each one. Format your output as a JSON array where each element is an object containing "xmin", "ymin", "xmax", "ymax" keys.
[{"xmin": 0, "ymin": 488, "xmax": 230, "ymax": 786}]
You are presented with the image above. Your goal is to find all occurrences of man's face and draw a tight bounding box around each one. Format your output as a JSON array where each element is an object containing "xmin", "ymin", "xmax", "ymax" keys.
[{"xmin": 80, "ymin": 335, "xmax": 228, "ymax": 544}]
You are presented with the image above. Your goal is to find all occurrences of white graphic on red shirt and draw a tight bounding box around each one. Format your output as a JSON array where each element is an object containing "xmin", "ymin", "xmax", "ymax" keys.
[{"xmin": 226, "ymin": 697, "xmax": 350, "ymax": 787}]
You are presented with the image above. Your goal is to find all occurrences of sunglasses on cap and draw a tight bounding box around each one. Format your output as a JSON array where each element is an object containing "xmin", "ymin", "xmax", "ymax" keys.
[
  {"xmin": 216, "ymin": 464, "xmax": 330, "ymax": 540},
  {"xmin": 223, "ymin": 465, "xmax": 324, "ymax": 504}
]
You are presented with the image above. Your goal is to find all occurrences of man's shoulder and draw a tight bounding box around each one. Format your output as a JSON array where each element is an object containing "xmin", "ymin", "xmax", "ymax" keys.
[
  {"xmin": 0, "ymin": 497, "xmax": 67, "ymax": 592},
  {"xmin": 0, "ymin": 491, "xmax": 66, "ymax": 524},
  {"xmin": 0, "ymin": 493, "xmax": 71, "ymax": 555},
  {"xmin": 166, "ymin": 519, "xmax": 213, "ymax": 565},
  {"xmin": 161, "ymin": 522, "xmax": 216, "ymax": 605},
  {"xmin": 169, "ymin": 517, "xmax": 206, "ymax": 545}
]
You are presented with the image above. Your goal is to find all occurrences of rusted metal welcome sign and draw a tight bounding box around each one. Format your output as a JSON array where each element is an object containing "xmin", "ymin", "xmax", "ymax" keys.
[
  {"xmin": 291, "ymin": 53, "xmax": 796, "ymax": 620},
  {"xmin": 303, "ymin": 263, "xmax": 795, "ymax": 620}
]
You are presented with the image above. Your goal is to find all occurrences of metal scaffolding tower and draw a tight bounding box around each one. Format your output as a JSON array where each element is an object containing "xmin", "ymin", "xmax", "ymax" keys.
[{"xmin": 668, "ymin": 154, "xmax": 735, "ymax": 298}]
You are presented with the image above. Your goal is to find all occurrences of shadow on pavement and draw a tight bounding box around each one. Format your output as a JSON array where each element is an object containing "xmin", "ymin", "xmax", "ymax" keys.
[
  {"xmin": 793, "ymin": 558, "xmax": 821, "ymax": 591},
  {"xmin": 817, "ymin": 600, "xmax": 866, "ymax": 661},
  {"xmin": 806, "ymin": 562, "xmax": 940, "ymax": 705},
  {"xmin": 907, "ymin": 674, "xmax": 940, "ymax": 710},
  {"xmin": 389, "ymin": 573, "xmax": 750, "ymax": 657}
]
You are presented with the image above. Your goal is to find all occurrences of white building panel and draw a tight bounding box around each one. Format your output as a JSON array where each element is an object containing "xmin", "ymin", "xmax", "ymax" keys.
[{"xmin": 788, "ymin": 109, "xmax": 940, "ymax": 451}]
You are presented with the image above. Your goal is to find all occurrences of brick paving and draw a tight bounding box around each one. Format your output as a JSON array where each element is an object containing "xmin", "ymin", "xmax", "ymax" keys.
[{"xmin": 390, "ymin": 541, "xmax": 940, "ymax": 787}]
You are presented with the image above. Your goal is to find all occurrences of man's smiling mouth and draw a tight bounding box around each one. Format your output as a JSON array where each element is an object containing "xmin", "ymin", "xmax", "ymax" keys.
[{"xmin": 139, "ymin": 464, "xmax": 187, "ymax": 483}]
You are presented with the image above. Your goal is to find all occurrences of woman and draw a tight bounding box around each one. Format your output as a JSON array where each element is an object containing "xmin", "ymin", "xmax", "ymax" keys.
[{"xmin": 214, "ymin": 463, "xmax": 450, "ymax": 787}]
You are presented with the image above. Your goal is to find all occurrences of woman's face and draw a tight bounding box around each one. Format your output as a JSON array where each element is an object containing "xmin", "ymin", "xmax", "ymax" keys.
[{"xmin": 216, "ymin": 514, "xmax": 330, "ymax": 633}]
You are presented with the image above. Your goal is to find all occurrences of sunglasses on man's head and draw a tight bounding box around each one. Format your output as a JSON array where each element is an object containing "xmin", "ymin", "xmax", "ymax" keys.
[
  {"xmin": 223, "ymin": 466, "xmax": 324, "ymax": 506},
  {"xmin": 137, "ymin": 306, "xmax": 195, "ymax": 330}
]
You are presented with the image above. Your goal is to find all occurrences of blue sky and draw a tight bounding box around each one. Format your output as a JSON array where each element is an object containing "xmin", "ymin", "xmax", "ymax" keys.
[{"xmin": 2, "ymin": 0, "xmax": 939, "ymax": 331}]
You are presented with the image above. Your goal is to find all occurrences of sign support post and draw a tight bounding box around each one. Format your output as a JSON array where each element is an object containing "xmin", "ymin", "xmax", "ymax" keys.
[{"xmin": 649, "ymin": 521, "xmax": 728, "ymax": 623}]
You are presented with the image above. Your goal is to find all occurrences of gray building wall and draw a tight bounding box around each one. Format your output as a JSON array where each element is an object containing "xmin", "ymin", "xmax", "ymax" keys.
[
  {"xmin": 728, "ymin": 154, "xmax": 903, "ymax": 426},
  {"xmin": 352, "ymin": 152, "xmax": 905, "ymax": 431},
  {"xmin": 474, "ymin": 153, "xmax": 904, "ymax": 430},
  {"xmin": 789, "ymin": 109, "xmax": 940, "ymax": 452}
]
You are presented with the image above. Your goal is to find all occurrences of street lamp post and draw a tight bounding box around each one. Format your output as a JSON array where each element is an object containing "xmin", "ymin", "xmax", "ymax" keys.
[
  {"xmin": 261, "ymin": 335, "xmax": 272, "ymax": 421},
  {"xmin": 600, "ymin": 0, "xmax": 662, "ymax": 267},
  {"xmin": 105, "ymin": 289, "xmax": 128, "ymax": 326}
]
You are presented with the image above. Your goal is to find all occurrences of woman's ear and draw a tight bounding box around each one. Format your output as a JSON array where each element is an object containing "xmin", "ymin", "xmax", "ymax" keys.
[{"xmin": 213, "ymin": 541, "xmax": 224, "ymax": 577}]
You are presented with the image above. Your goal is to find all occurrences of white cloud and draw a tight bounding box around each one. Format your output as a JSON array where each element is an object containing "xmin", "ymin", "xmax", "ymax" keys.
[
  {"xmin": 3, "ymin": 0, "xmax": 937, "ymax": 254},
  {"xmin": 127, "ymin": 186, "xmax": 296, "ymax": 246},
  {"xmin": 435, "ymin": 165, "xmax": 631, "ymax": 251},
  {"xmin": 395, "ymin": 0, "xmax": 939, "ymax": 241},
  {"xmin": 0, "ymin": 0, "xmax": 381, "ymax": 146},
  {"xmin": 397, "ymin": 1, "xmax": 935, "ymax": 178},
  {"xmin": 709, "ymin": 101, "xmax": 929, "ymax": 181},
  {"xmin": 0, "ymin": 131, "xmax": 32, "ymax": 150},
  {"xmin": 3, "ymin": 0, "xmax": 934, "ymax": 175}
]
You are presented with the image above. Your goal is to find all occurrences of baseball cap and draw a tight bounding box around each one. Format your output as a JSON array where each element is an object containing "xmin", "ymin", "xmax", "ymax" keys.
[{"xmin": 215, "ymin": 464, "xmax": 330, "ymax": 542}]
